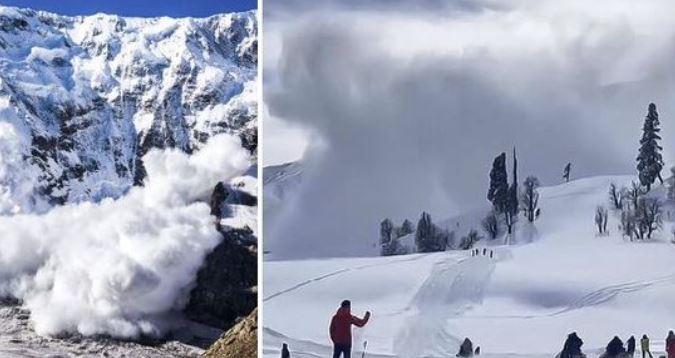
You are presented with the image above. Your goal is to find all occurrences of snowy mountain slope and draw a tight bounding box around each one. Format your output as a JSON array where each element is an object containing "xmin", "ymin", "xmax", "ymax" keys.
[
  {"xmin": 0, "ymin": 5, "xmax": 257, "ymax": 214},
  {"xmin": 263, "ymin": 161, "xmax": 303, "ymax": 253},
  {"xmin": 263, "ymin": 175, "xmax": 675, "ymax": 357}
]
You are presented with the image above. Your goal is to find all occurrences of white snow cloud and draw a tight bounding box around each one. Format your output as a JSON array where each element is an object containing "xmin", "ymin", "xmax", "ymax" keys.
[
  {"xmin": 0, "ymin": 133, "xmax": 250, "ymax": 338},
  {"xmin": 265, "ymin": 0, "xmax": 675, "ymax": 258}
]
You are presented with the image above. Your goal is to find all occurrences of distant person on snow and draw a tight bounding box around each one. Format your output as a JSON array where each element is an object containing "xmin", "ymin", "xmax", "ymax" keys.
[
  {"xmin": 627, "ymin": 336, "xmax": 636, "ymax": 357},
  {"xmin": 281, "ymin": 343, "xmax": 290, "ymax": 358},
  {"xmin": 641, "ymin": 335, "xmax": 653, "ymax": 358},
  {"xmin": 482, "ymin": 248, "xmax": 487, "ymax": 256},
  {"xmin": 457, "ymin": 338, "xmax": 474, "ymax": 357},
  {"xmin": 666, "ymin": 331, "xmax": 675, "ymax": 358},
  {"xmin": 559, "ymin": 332, "xmax": 585, "ymax": 358},
  {"xmin": 329, "ymin": 300, "xmax": 370, "ymax": 358}
]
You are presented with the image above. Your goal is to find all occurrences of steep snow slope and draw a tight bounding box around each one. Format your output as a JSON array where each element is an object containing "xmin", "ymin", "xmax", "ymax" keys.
[
  {"xmin": 263, "ymin": 175, "xmax": 675, "ymax": 357},
  {"xmin": 0, "ymin": 6, "xmax": 257, "ymax": 213},
  {"xmin": 263, "ymin": 161, "xmax": 303, "ymax": 253}
]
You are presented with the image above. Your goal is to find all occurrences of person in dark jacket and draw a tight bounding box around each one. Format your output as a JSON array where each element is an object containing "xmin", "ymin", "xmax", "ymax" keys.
[
  {"xmin": 329, "ymin": 300, "xmax": 370, "ymax": 358},
  {"xmin": 627, "ymin": 336, "xmax": 636, "ymax": 357},
  {"xmin": 602, "ymin": 336, "xmax": 626, "ymax": 358},
  {"xmin": 457, "ymin": 338, "xmax": 474, "ymax": 357},
  {"xmin": 281, "ymin": 343, "xmax": 290, "ymax": 358},
  {"xmin": 560, "ymin": 332, "xmax": 584, "ymax": 358},
  {"xmin": 666, "ymin": 331, "xmax": 675, "ymax": 358}
]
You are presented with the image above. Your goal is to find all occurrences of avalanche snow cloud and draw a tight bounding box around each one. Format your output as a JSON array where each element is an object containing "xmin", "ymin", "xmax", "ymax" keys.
[
  {"xmin": 0, "ymin": 134, "xmax": 249, "ymax": 338},
  {"xmin": 265, "ymin": 0, "xmax": 675, "ymax": 258}
]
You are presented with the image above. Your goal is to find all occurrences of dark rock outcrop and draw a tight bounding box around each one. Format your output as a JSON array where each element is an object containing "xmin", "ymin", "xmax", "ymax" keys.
[
  {"xmin": 184, "ymin": 228, "xmax": 257, "ymax": 330},
  {"xmin": 202, "ymin": 308, "xmax": 257, "ymax": 358}
]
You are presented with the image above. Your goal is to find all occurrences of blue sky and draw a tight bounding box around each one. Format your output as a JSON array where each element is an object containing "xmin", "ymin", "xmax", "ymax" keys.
[{"xmin": 0, "ymin": 0, "xmax": 256, "ymax": 17}]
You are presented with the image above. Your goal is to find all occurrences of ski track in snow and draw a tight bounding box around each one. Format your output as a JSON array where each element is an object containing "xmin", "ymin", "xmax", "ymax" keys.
[
  {"xmin": 394, "ymin": 255, "xmax": 497, "ymax": 358},
  {"xmin": 263, "ymin": 252, "xmax": 499, "ymax": 358},
  {"xmin": 263, "ymin": 254, "xmax": 430, "ymax": 302}
]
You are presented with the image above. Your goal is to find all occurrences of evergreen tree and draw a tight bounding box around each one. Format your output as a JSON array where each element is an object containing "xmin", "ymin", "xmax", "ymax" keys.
[
  {"xmin": 521, "ymin": 176, "xmax": 540, "ymax": 222},
  {"xmin": 637, "ymin": 103, "xmax": 664, "ymax": 191},
  {"xmin": 506, "ymin": 148, "xmax": 519, "ymax": 232},
  {"xmin": 487, "ymin": 152, "xmax": 509, "ymax": 213},
  {"xmin": 380, "ymin": 218, "xmax": 394, "ymax": 246},
  {"xmin": 400, "ymin": 219, "xmax": 415, "ymax": 236},
  {"xmin": 415, "ymin": 212, "xmax": 435, "ymax": 252},
  {"xmin": 563, "ymin": 163, "xmax": 571, "ymax": 183}
]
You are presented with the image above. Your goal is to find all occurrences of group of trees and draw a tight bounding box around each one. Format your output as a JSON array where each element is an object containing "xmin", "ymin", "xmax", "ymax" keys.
[
  {"xmin": 484, "ymin": 148, "xmax": 541, "ymax": 241},
  {"xmin": 380, "ymin": 218, "xmax": 415, "ymax": 256},
  {"xmin": 380, "ymin": 102, "xmax": 671, "ymax": 253},
  {"xmin": 380, "ymin": 211, "xmax": 487, "ymax": 255},
  {"xmin": 601, "ymin": 103, "xmax": 666, "ymax": 240}
]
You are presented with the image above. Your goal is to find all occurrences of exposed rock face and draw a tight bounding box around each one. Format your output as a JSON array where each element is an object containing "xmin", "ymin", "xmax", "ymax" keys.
[
  {"xmin": 0, "ymin": 6, "xmax": 257, "ymax": 214},
  {"xmin": 202, "ymin": 308, "xmax": 257, "ymax": 358},
  {"xmin": 185, "ymin": 228, "xmax": 257, "ymax": 330}
]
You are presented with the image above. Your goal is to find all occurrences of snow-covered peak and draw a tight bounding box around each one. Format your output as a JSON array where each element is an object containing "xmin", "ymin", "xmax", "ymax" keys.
[{"xmin": 0, "ymin": 5, "xmax": 257, "ymax": 214}]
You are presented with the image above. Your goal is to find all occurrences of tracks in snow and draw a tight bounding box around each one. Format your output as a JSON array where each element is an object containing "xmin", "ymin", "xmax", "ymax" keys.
[
  {"xmin": 263, "ymin": 254, "xmax": 430, "ymax": 302},
  {"xmin": 394, "ymin": 255, "xmax": 497, "ymax": 358}
]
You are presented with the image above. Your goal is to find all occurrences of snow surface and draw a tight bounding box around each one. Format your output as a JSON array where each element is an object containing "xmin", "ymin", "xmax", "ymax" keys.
[{"xmin": 263, "ymin": 175, "xmax": 675, "ymax": 357}]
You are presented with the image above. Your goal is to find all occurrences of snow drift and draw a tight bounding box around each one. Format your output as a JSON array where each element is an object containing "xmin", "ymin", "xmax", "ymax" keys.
[{"xmin": 0, "ymin": 134, "xmax": 249, "ymax": 339}]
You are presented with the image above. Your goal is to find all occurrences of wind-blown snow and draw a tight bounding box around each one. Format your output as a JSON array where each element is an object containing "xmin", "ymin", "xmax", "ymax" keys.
[
  {"xmin": 264, "ymin": 0, "xmax": 675, "ymax": 258},
  {"xmin": 0, "ymin": 134, "xmax": 249, "ymax": 339},
  {"xmin": 264, "ymin": 175, "xmax": 675, "ymax": 357}
]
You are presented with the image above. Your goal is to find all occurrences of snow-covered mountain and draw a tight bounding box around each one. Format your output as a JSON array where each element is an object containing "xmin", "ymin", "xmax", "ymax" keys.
[
  {"xmin": 263, "ymin": 161, "xmax": 303, "ymax": 253},
  {"xmin": 0, "ymin": 5, "xmax": 257, "ymax": 214},
  {"xmin": 263, "ymin": 175, "xmax": 675, "ymax": 357}
]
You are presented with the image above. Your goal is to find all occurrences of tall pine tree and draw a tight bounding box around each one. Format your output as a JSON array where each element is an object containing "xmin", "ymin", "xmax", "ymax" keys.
[
  {"xmin": 415, "ymin": 212, "xmax": 434, "ymax": 252},
  {"xmin": 487, "ymin": 152, "xmax": 509, "ymax": 213},
  {"xmin": 507, "ymin": 147, "xmax": 519, "ymax": 222},
  {"xmin": 637, "ymin": 103, "xmax": 664, "ymax": 191}
]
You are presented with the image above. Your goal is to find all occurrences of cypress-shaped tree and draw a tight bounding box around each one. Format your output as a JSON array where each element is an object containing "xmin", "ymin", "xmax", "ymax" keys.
[
  {"xmin": 637, "ymin": 103, "xmax": 664, "ymax": 191},
  {"xmin": 487, "ymin": 152, "xmax": 509, "ymax": 213}
]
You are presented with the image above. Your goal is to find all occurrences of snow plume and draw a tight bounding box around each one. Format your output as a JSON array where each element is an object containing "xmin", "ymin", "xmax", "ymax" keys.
[
  {"xmin": 0, "ymin": 122, "xmax": 42, "ymax": 214},
  {"xmin": 0, "ymin": 134, "xmax": 250, "ymax": 338},
  {"xmin": 266, "ymin": 0, "xmax": 675, "ymax": 258}
]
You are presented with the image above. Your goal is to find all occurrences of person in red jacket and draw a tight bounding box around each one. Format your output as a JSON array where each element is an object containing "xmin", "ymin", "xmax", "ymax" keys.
[
  {"xmin": 666, "ymin": 331, "xmax": 675, "ymax": 358},
  {"xmin": 329, "ymin": 300, "xmax": 370, "ymax": 358}
]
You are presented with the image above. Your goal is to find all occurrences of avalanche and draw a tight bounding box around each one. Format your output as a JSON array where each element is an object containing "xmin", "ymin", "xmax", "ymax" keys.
[{"xmin": 263, "ymin": 175, "xmax": 675, "ymax": 357}]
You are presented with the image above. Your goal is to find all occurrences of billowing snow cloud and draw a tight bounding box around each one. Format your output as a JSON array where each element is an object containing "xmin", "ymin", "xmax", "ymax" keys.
[
  {"xmin": 265, "ymin": 0, "xmax": 675, "ymax": 258},
  {"xmin": 0, "ymin": 133, "xmax": 249, "ymax": 338}
]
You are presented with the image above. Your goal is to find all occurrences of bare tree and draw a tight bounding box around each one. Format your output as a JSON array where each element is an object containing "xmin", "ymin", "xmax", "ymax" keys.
[
  {"xmin": 521, "ymin": 176, "xmax": 540, "ymax": 222},
  {"xmin": 609, "ymin": 183, "xmax": 623, "ymax": 210},
  {"xmin": 481, "ymin": 211, "xmax": 501, "ymax": 239},
  {"xmin": 626, "ymin": 181, "xmax": 644, "ymax": 210},
  {"xmin": 636, "ymin": 197, "xmax": 662, "ymax": 240},
  {"xmin": 459, "ymin": 229, "xmax": 482, "ymax": 250},
  {"xmin": 619, "ymin": 207, "xmax": 637, "ymax": 241},
  {"xmin": 595, "ymin": 206, "xmax": 609, "ymax": 235}
]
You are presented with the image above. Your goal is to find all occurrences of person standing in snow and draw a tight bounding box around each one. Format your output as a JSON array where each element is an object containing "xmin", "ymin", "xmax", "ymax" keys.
[
  {"xmin": 666, "ymin": 331, "xmax": 675, "ymax": 358},
  {"xmin": 329, "ymin": 300, "xmax": 370, "ymax": 358},
  {"xmin": 641, "ymin": 335, "xmax": 653, "ymax": 358},
  {"xmin": 627, "ymin": 336, "xmax": 636, "ymax": 357},
  {"xmin": 600, "ymin": 336, "xmax": 626, "ymax": 358},
  {"xmin": 559, "ymin": 332, "xmax": 584, "ymax": 358},
  {"xmin": 457, "ymin": 338, "xmax": 474, "ymax": 357},
  {"xmin": 281, "ymin": 343, "xmax": 290, "ymax": 358}
]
